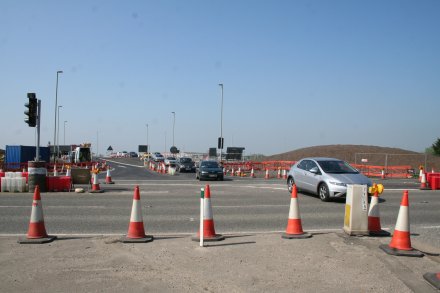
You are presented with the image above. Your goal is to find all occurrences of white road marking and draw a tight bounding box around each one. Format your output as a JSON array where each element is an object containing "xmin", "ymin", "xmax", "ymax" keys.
[
  {"xmin": 104, "ymin": 160, "xmax": 144, "ymax": 168},
  {"xmin": 0, "ymin": 205, "xmax": 106, "ymax": 209}
]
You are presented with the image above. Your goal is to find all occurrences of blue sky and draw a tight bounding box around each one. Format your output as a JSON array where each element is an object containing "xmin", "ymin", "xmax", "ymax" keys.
[{"xmin": 1, "ymin": 0, "xmax": 439, "ymax": 156}]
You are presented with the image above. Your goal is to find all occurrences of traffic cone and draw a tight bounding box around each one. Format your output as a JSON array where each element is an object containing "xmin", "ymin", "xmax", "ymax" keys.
[
  {"xmin": 265, "ymin": 169, "xmax": 270, "ymax": 179},
  {"xmin": 90, "ymin": 173, "xmax": 104, "ymax": 193},
  {"xmin": 231, "ymin": 167, "xmax": 235, "ymax": 177},
  {"xmin": 420, "ymin": 172, "xmax": 430, "ymax": 190},
  {"xmin": 282, "ymin": 169, "xmax": 287, "ymax": 179},
  {"xmin": 277, "ymin": 168, "xmax": 281, "ymax": 179},
  {"xmin": 121, "ymin": 186, "xmax": 153, "ymax": 243},
  {"xmin": 66, "ymin": 167, "xmax": 71, "ymax": 177},
  {"xmin": 105, "ymin": 166, "xmax": 114, "ymax": 184},
  {"xmin": 282, "ymin": 184, "xmax": 312, "ymax": 239},
  {"xmin": 419, "ymin": 169, "xmax": 423, "ymax": 182},
  {"xmin": 250, "ymin": 168, "xmax": 255, "ymax": 178},
  {"xmin": 381, "ymin": 169, "xmax": 385, "ymax": 179},
  {"xmin": 18, "ymin": 186, "xmax": 57, "ymax": 244},
  {"xmin": 368, "ymin": 190, "xmax": 390, "ymax": 236},
  {"xmin": 380, "ymin": 190, "xmax": 423, "ymax": 257},
  {"xmin": 192, "ymin": 184, "xmax": 225, "ymax": 242}
]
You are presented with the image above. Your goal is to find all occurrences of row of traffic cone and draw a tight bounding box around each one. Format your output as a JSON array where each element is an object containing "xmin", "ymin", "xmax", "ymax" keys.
[
  {"xmin": 18, "ymin": 183, "xmax": 424, "ymax": 258},
  {"xmin": 228, "ymin": 168, "xmax": 289, "ymax": 179}
]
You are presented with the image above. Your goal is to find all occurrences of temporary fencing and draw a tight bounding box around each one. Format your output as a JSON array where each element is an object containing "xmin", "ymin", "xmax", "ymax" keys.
[{"xmin": 351, "ymin": 164, "xmax": 413, "ymax": 179}]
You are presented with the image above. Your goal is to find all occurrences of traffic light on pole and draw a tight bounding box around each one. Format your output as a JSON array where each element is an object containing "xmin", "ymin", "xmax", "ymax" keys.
[
  {"xmin": 218, "ymin": 137, "xmax": 224, "ymax": 149},
  {"xmin": 25, "ymin": 93, "xmax": 37, "ymax": 127}
]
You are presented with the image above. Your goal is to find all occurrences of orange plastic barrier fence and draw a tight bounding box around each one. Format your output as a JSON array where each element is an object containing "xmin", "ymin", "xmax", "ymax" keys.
[{"xmin": 351, "ymin": 164, "xmax": 413, "ymax": 178}]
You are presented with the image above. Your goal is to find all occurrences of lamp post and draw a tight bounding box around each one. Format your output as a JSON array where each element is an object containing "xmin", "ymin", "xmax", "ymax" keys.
[
  {"xmin": 53, "ymin": 70, "xmax": 63, "ymax": 163},
  {"xmin": 171, "ymin": 112, "xmax": 175, "ymax": 147},
  {"xmin": 218, "ymin": 83, "xmax": 224, "ymax": 162},
  {"xmin": 145, "ymin": 124, "xmax": 149, "ymax": 153},
  {"xmin": 64, "ymin": 120, "xmax": 67, "ymax": 145},
  {"xmin": 57, "ymin": 105, "xmax": 62, "ymax": 158}
]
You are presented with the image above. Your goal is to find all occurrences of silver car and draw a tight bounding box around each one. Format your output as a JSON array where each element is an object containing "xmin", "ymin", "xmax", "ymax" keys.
[{"xmin": 287, "ymin": 157, "xmax": 372, "ymax": 201}]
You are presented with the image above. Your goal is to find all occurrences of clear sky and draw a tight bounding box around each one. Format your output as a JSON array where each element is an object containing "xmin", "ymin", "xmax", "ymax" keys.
[{"xmin": 1, "ymin": 0, "xmax": 439, "ymax": 156}]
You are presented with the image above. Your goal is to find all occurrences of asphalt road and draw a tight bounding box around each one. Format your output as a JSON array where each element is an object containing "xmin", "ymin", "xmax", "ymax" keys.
[{"xmin": 0, "ymin": 158, "xmax": 439, "ymax": 250}]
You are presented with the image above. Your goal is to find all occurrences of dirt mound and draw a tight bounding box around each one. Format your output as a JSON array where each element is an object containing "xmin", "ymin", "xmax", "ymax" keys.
[{"xmin": 266, "ymin": 145, "xmax": 440, "ymax": 169}]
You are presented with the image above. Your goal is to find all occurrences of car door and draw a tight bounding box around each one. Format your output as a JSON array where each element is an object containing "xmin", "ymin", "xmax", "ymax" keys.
[
  {"xmin": 293, "ymin": 160, "xmax": 309, "ymax": 190},
  {"xmin": 302, "ymin": 160, "xmax": 322, "ymax": 193}
]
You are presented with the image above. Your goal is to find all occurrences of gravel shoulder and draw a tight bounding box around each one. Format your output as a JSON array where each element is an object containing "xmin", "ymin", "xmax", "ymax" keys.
[{"xmin": 1, "ymin": 232, "xmax": 439, "ymax": 292}]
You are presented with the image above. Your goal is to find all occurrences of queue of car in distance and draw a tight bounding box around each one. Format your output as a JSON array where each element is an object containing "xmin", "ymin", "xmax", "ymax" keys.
[
  {"xmin": 196, "ymin": 160, "xmax": 224, "ymax": 181},
  {"xmin": 287, "ymin": 157, "xmax": 373, "ymax": 202}
]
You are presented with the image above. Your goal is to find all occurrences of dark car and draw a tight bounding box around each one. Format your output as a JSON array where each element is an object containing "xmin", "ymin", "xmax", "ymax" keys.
[
  {"xmin": 176, "ymin": 157, "xmax": 196, "ymax": 172},
  {"xmin": 129, "ymin": 151, "xmax": 138, "ymax": 157},
  {"xmin": 196, "ymin": 160, "xmax": 224, "ymax": 181}
]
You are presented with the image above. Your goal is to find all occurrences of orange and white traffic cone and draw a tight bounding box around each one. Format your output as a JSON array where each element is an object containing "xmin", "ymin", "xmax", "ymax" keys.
[
  {"xmin": 105, "ymin": 166, "xmax": 114, "ymax": 184},
  {"xmin": 380, "ymin": 190, "xmax": 423, "ymax": 257},
  {"xmin": 18, "ymin": 186, "xmax": 57, "ymax": 244},
  {"xmin": 121, "ymin": 186, "xmax": 153, "ymax": 243},
  {"xmin": 192, "ymin": 185, "xmax": 225, "ymax": 242},
  {"xmin": 368, "ymin": 190, "xmax": 390, "ymax": 236},
  {"xmin": 282, "ymin": 169, "xmax": 287, "ymax": 179},
  {"xmin": 420, "ymin": 172, "xmax": 429, "ymax": 190},
  {"xmin": 250, "ymin": 168, "xmax": 256, "ymax": 178},
  {"xmin": 66, "ymin": 167, "xmax": 71, "ymax": 177},
  {"xmin": 277, "ymin": 168, "xmax": 281, "ymax": 179},
  {"xmin": 282, "ymin": 184, "xmax": 312, "ymax": 239},
  {"xmin": 265, "ymin": 169, "xmax": 270, "ymax": 179},
  {"xmin": 381, "ymin": 169, "xmax": 385, "ymax": 180},
  {"xmin": 90, "ymin": 173, "xmax": 104, "ymax": 193},
  {"xmin": 419, "ymin": 169, "xmax": 424, "ymax": 182}
]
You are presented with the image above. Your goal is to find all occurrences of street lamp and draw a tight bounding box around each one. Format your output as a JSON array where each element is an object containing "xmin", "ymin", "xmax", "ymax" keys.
[
  {"xmin": 171, "ymin": 112, "xmax": 175, "ymax": 147},
  {"xmin": 145, "ymin": 124, "xmax": 149, "ymax": 152},
  {"xmin": 53, "ymin": 70, "xmax": 63, "ymax": 163},
  {"xmin": 218, "ymin": 83, "xmax": 224, "ymax": 162},
  {"xmin": 64, "ymin": 120, "xmax": 67, "ymax": 145},
  {"xmin": 57, "ymin": 105, "xmax": 62, "ymax": 157}
]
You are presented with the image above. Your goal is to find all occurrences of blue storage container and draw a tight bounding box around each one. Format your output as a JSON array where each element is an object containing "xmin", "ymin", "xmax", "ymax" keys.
[{"xmin": 5, "ymin": 145, "xmax": 50, "ymax": 169}]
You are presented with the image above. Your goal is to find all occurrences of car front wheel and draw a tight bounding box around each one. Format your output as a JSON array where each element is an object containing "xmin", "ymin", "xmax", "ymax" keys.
[
  {"xmin": 319, "ymin": 183, "xmax": 330, "ymax": 202},
  {"xmin": 287, "ymin": 177, "xmax": 295, "ymax": 194}
]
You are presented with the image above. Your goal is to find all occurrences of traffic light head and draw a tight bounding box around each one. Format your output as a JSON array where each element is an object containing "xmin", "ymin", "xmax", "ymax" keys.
[{"xmin": 25, "ymin": 93, "xmax": 37, "ymax": 127}]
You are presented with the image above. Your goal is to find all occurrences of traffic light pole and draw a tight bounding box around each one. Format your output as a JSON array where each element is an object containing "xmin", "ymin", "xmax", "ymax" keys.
[{"xmin": 36, "ymin": 100, "xmax": 41, "ymax": 161}]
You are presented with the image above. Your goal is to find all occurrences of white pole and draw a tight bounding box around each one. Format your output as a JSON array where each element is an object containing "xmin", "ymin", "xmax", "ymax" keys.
[{"xmin": 200, "ymin": 187, "xmax": 204, "ymax": 247}]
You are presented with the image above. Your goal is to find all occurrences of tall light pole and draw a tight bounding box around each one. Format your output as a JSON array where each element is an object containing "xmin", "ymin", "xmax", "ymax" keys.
[
  {"xmin": 53, "ymin": 70, "xmax": 63, "ymax": 163},
  {"xmin": 145, "ymin": 124, "xmax": 149, "ymax": 153},
  {"xmin": 171, "ymin": 112, "xmax": 175, "ymax": 147},
  {"xmin": 218, "ymin": 83, "xmax": 224, "ymax": 162},
  {"xmin": 63, "ymin": 120, "xmax": 67, "ymax": 145},
  {"xmin": 57, "ymin": 105, "xmax": 62, "ymax": 157}
]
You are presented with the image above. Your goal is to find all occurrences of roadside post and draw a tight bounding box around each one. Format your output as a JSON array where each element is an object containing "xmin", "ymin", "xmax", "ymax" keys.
[
  {"xmin": 200, "ymin": 187, "xmax": 204, "ymax": 247},
  {"xmin": 343, "ymin": 184, "xmax": 369, "ymax": 236}
]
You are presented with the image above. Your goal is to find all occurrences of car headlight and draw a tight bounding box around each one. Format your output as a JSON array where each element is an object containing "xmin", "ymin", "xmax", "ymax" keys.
[
  {"xmin": 329, "ymin": 181, "xmax": 347, "ymax": 187},
  {"xmin": 201, "ymin": 171, "xmax": 208, "ymax": 174}
]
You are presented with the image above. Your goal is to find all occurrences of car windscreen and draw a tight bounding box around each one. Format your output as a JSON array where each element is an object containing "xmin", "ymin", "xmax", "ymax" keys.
[
  {"xmin": 201, "ymin": 161, "xmax": 219, "ymax": 168},
  {"xmin": 318, "ymin": 161, "xmax": 358, "ymax": 174},
  {"xmin": 180, "ymin": 158, "xmax": 192, "ymax": 163}
]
